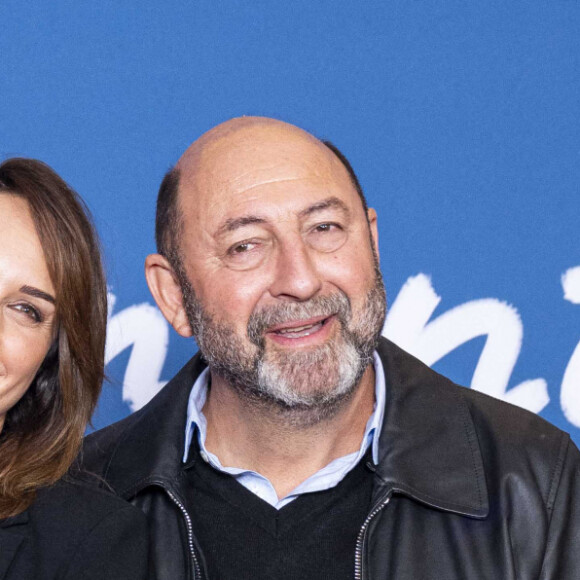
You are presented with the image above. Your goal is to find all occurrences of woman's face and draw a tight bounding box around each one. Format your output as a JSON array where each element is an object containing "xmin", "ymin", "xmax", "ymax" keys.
[{"xmin": 0, "ymin": 195, "xmax": 56, "ymax": 432}]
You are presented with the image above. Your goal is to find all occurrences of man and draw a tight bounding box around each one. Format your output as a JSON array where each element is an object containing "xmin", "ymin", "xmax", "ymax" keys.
[{"xmin": 83, "ymin": 117, "xmax": 579, "ymax": 579}]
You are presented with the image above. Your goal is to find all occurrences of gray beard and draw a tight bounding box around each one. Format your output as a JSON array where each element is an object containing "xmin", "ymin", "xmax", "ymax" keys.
[{"xmin": 177, "ymin": 264, "xmax": 386, "ymax": 425}]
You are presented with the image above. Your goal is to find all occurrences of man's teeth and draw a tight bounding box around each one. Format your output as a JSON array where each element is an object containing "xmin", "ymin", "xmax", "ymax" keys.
[{"xmin": 275, "ymin": 320, "xmax": 325, "ymax": 338}]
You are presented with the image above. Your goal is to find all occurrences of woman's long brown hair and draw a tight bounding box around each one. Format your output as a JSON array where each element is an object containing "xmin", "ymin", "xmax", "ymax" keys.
[{"xmin": 0, "ymin": 158, "xmax": 107, "ymax": 518}]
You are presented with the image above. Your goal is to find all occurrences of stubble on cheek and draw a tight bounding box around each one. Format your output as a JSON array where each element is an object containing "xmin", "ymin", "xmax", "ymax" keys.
[{"xmin": 180, "ymin": 259, "xmax": 386, "ymax": 419}]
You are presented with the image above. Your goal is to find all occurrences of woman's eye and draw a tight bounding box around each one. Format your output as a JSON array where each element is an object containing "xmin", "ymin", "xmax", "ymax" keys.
[{"xmin": 12, "ymin": 303, "xmax": 43, "ymax": 323}]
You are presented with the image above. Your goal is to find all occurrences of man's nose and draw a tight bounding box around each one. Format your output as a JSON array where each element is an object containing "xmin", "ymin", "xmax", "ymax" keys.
[{"xmin": 269, "ymin": 240, "xmax": 323, "ymax": 301}]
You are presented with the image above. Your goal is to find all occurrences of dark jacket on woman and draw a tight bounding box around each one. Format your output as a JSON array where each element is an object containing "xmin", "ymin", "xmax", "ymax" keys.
[
  {"xmin": 0, "ymin": 478, "xmax": 149, "ymax": 580},
  {"xmin": 81, "ymin": 338, "xmax": 580, "ymax": 579}
]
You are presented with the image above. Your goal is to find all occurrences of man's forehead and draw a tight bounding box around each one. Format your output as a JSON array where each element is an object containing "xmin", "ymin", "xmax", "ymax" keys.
[
  {"xmin": 177, "ymin": 118, "xmax": 353, "ymax": 213},
  {"xmin": 180, "ymin": 119, "xmax": 335, "ymax": 179}
]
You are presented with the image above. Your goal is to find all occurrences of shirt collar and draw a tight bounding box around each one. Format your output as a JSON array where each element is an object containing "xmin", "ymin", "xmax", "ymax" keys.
[{"xmin": 183, "ymin": 352, "xmax": 386, "ymax": 465}]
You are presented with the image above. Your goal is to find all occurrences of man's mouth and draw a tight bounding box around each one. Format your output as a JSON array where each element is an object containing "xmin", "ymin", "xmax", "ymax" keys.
[{"xmin": 267, "ymin": 315, "xmax": 333, "ymax": 340}]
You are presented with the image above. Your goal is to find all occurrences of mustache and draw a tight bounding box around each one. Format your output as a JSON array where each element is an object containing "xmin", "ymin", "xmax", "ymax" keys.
[{"xmin": 247, "ymin": 292, "xmax": 352, "ymax": 346}]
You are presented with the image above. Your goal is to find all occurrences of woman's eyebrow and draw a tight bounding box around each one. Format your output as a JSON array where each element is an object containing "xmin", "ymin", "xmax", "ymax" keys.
[{"xmin": 19, "ymin": 285, "xmax": 56, "ymax": 304}]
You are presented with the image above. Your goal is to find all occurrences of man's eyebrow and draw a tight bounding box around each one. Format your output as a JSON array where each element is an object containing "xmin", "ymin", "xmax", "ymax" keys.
[
  {"xmin": 20, "ymin": 285, "xmax": 56, "ymax": 304},
  {"xmin": 298, "ymin": 196, "xmax": 350, "ymax": 219},
  {"xmin": 216, "ymin": 197, "xmax": 350, "ymax": 236},
  {"xmin": 217, "ymin": 215, "xmax": 267, "ymax": 235}
]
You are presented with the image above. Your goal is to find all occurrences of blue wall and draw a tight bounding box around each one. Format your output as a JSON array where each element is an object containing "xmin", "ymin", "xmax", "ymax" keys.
[{"xmin": 2, "ymin": 1, "xmax": 579, "ymax": 445}]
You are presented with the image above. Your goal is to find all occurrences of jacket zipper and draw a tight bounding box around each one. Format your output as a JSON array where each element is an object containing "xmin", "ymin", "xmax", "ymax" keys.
[
  {"xmin": 354, "ymin": 494, "xmax": 391, "ymax": 580},
  {"xmin": 165, "ymin": 488, "xmax": 203, "ymax": 580}
]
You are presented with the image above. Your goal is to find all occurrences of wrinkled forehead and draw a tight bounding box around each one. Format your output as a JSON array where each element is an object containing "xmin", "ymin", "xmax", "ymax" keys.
[{"xmin": 177, "ymin": 125, "xmax": 354, "ymax": 224}]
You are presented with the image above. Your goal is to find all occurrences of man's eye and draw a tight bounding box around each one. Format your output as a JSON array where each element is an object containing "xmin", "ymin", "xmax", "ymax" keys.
[
  {"xmin": 314, "ymin": 223, "xmax": 338, "ymax": 233},
  {"xmin": 226, "ymin": 240, "xmax": 263, "ymax": 259},
  {"xmin": 224, "ymin": 239, "xmax": 267, "ymax": 271},
  {"xmin": 230, "ymin": 242, "xmax": 255, "ymax": 255},
  {"xmin": 308, "ymin": 222, "xmax": 347, "ymax": 252},
  {"xmin": 12, "ymin": 303, "xmax": 43, "ymax": 323}
]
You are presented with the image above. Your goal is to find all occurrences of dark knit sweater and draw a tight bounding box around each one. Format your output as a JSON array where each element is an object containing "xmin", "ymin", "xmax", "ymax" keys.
[{"xmin": 183, "ymin": 445, "xmax": 375, "ymax": 580}]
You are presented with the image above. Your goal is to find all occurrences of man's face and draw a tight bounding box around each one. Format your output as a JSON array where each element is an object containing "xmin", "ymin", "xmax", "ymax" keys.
[{"xmin": 174, "ymin": 124, "xmax": 386, "ymax": 418}]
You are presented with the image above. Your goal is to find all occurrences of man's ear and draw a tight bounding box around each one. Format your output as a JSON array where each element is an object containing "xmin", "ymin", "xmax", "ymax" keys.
[
  {"xmin": 367, "ymin": 208, "xmax": 380, "ymax": 260},
  {"xmin": 145, "ymin": 253, "xmax": 193, "ymax": 338}
]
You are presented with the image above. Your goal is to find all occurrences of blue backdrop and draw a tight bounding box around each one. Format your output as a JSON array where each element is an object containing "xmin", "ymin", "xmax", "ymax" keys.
[{"xmin": 2, "ymin": 1, "xmax": 579, "ymax": 446}]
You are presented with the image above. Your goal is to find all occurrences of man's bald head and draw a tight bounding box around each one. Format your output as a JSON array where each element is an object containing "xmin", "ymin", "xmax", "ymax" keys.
[
  {"xmin": 154, "ymin": 117, "xmax": 368, "ymax": 267},
  {"xmin": 176, "ymin": 117, "xmax": 322, "ymax": 183}
]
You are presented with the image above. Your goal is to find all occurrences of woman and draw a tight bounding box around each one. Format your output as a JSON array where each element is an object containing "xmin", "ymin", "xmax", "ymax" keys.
[{"xmin": 0, "ymin": 158, "xmax": 148, "ymax": 579}]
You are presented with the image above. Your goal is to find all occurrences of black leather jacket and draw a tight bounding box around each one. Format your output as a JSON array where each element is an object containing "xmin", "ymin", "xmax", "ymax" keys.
[{"xmin": 82, "ymin": 338, "xmax": 580, "ymax": 579}]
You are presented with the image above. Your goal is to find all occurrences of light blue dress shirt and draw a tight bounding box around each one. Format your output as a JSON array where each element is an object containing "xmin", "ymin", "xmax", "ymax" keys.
[{"xmin": 183, "ymin": 352, "xmax": 386, "ymax": 509}]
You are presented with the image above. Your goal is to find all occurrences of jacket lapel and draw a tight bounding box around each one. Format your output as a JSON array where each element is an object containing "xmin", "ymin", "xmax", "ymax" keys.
[
  {"xmin": 102, "ymin": 337, "xmax": 489, "ymax": 518},
  {"xmin": 375, "ymin": 338, "xmax": 489, "ymax": 518},
  {"xmin": 0, "ymin": 512, "xmax": 28, "ymax": 580},
  {"xmin": 103, "ymin": 354, "xmax": 207, "ymax": 498}
]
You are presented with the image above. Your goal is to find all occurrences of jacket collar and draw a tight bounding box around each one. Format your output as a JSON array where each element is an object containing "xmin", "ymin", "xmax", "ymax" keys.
[
  {"xmin": 103, "ymin": 338, "xmax": 489, "ymax": 518},
  {"xmin": 374, "ymin": 338, "xmax": 489, "ymax": 518},
  {"xmin": 101, "ymin": 353, "xmax": 207, "ymax": 498}
]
